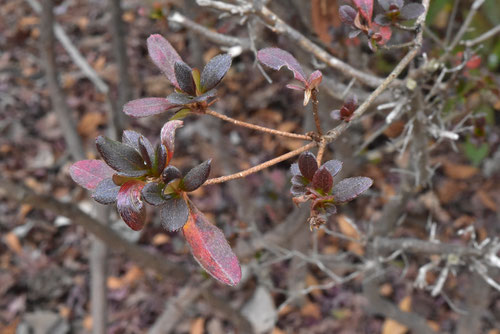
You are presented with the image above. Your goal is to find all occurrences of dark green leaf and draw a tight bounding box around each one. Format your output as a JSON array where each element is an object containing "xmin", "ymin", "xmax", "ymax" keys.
[
  {"xmin": 154, "ymin": 144, "xmax": 168, "ymax": 176},
  {"xmin": 166, "ymin": 92, "xmax": 194, "ymax": 105},
  {"xmin": 400, "ymin": 3, "xmax": 425, "ymax": 20},
  {"xmin": 161, "ymin": 165, "xmax": 182, "ymax": 184},
  {"xmin": 181, "ymin": 159, "xmax": 211, "ymax": 192},
  {"xmin": 311, "ymin": 166, "xmax": 333, "ymax": 193},
  {"xmin": 200, "ymin": 54, "xmax": 232, "ymax": 92},
  {"xmin": 96, "ymin": 136, "xmax": 147, "ymax": 176},
  {"xmin": 298, "ymin": 151, "xmax": 318, "ymax": 180},
  {"xmin": 174, "ymin": 61, "xmax": 196, "ymax": 95},
  {"xmin": 138, "ymin": 136, "xmax": 154, "ymax": 169},
  {"xmin": 160, "ymin": 197, "xmax": 189, "ymax": 231},
  {"xmin": 193, "ymin": 89, "xmax": 217, "ymax": 102},
  {"xmin": 92, "ymin": 178, "xmax": 120, "ymax": 204},
  {"xmin": 122, "ymin": 130, "xmax": 142, "ymax": 151},
  {"xmin": 141, "ymin": 182, "xmax": 167, "ymax": 206}
]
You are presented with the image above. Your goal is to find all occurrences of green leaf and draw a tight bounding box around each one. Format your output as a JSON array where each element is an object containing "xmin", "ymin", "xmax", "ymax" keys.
[
  {"xmin": 96, "ymin": 136, "xmax": 147, "ymax": 177},
  {"xmin": 464, "ymin": 139, "xmax": 489, "ymax": 166}
]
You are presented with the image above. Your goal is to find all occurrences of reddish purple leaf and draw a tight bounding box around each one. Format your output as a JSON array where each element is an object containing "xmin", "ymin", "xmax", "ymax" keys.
[
  {"xmin": 181, "ymin": 159, "xmax": 211, "ymax": 192},
  {"xmin": 160, "ymin": 120, "xmax": 183, "ymax": 163},
  {"xmin": 374, "ymin": 24, "xmax": 392, "ymax": 45},
  {"xmin": 147, "ymin": 34, "xmax": 183, "ymax": 89},
  {"xmin": 123, "ymin": 98, "xmax": 177, "ymax": 118},
  {"xmin": 322, "ymin": 160, "xmax": 343, "ymax": 178},
  {"xmin": 70, "ymin": 160, "xmax": 114, "ymax": 190},
  {"xmin": 183, "ymin": 204, "xmax": 241, "ymax": 286},
  {"xmin": 160, "ymin": 197, "xmax": 189, "ymax": 231},
  {"xmin": 400, "ymin": 3, "xmax": 425, "ymax": 20},
  {"xmin": 298, "ymin": 151, "xmax": 318, "ymax": 180},
  {"xmin": 332, "ymin": 176, "xmax": 373, "ymax": 203},
  {"xmin": 200, "ymin": 54, "xmax": 232, "ymax": 92},
  {"xmin": 92, "ymin": 178, "xmax": 120, "ymax": 204},
  {"xmin": 116, "ymin": 181, "xmax": 146, "ymax": 231},
  {"xmin": 353, "ymin": 0, "xmax": 373, "ymax": 23},
  {"xmin": 312, "ymin": 166, "xmax": 334, "ymax": 193},
  {"xmin": 286, "ymin": 84, "xmax": 305, "ymax": 91},
  {"xmin": 339, "ymin": 5, "xmax": 357, "ymax": 25},
  {"xmin": 257, "ymin": 48, "xmax": 307, "ymax": 84},
  {"xmin": 307, "ymin": 70, "xmax": 323, "ymax": 89}
]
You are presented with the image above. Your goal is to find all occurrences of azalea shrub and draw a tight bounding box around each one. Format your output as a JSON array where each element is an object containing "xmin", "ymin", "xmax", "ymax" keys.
[
  {"xmin": 339, "ymin": 0, "xmax": 424, "ymax": 50},
  {"xmin": 69, "ymin": 34, "xmax": 373, "ymax": 286}
]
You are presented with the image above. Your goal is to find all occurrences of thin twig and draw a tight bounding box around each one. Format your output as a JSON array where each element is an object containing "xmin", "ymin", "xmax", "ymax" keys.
[
  {"xmin": 205, "ymin": 109, "xmax": 312, "ymax": 140},
  {"xmin": 204, "ymin": 142, "xmax": 317, "ymax": 185},
  {"xmin": 462, "ymin": 24, "xmax": 500, "ymax": 47},
  {"xmin": 311, "ymin": 88, "xmax": 322, "ymax": 136},
  {"xmin": 381, "ymin": 40, "xmax": 416, "ymax": 50},
  {"xmin": 447, "ymin": 0, "xmax": 486, "ymax": 52}
]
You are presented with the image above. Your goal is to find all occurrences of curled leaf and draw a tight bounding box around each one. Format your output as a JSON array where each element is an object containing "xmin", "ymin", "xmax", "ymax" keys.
[
  {"xmin": 181, "ymin": 159, "xmax": 211, "ymax": 192},
  {"xmin": 353, "ymin": 0, "xmax": 373, "ymax": 23},
  {"xmin": 200, "ymin": 54, "xmax": 232, "ymax": 92},
  {"xmin": 123, "ymin": 98, "xmax": 177, "ymax": 118},
  {"xmin": 174, "ymin": 61, "xmax": 196, "ymax": 95},
  {"xmin": 161, "ymin": 165, "xmax": 182, "ymax": 184},
  {"xmin": 257, "ymin": 48, "xmax": 307, "ymax": 83},
  {"xmin": 311, "ymin": 166, "xmax": 334, "ymax": 193},
  {"xmin": 69, "ymin": 160, "xmax": 114, "ymax": 190},
  {"xmin": 92, "ymin": 178, "xmax": 120, "ymax": 204},
  {"xmin": 307, "ymin": 70, "xmax": 323, "ymax": 89},
  {"xmin": 138, "ymin": 136, "xmax": 155, "ymax": 169},
  {"xmin": 96, "ymin": 136, "xmax": 147, "ymax": 177},
  {"xmin": 147, "ymin": 34, "xmax": 183, "ymax": 89},
  {"xmin": 160, "ymin": 197, "xmax": 189, "ymax": 231},
  {"xmin": 117, "ymin": 181, "xmax": 146, "ymax": 231},
  {"xmin": 298, "ymin": 151, "xmax": 318, "ymax": 180},
  {"xmin": 183, "ymin": 204, "xmax": 241, "ymax": 286},
  {"xmin": 332, "ymin": 176, "xmax": 373, "ymax": 203},
  {"xmin": 154, "ymin": 144, "xmax": 167, "ymax": 176},
  {"xmin": 160, "ymin": 120, "xmax": 183, "ymax": 162}
]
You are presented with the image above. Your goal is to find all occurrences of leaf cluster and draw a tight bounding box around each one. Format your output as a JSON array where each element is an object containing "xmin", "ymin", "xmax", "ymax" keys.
[
  {"xmin": 291, "ymin": 152, "xmax": 373, "ymax": 229},
  {"xmin": 124, "ymin": 35, "xmax": 232, "ymax": 119}
]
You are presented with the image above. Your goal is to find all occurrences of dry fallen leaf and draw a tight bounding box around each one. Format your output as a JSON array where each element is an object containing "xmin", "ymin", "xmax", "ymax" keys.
[
  {"xmin": 476, "ymin": 190, "xmax": 497, "ymax": 212},
  {"xmin": 300, "ymin": 301, "xmax": 321, "ymax": 320},
  {"xmin": 381, "ymin": 296, "xmax": 412, "ymax": 334},
  {"xmin": 443, "ymin": 162, "xmax": 478, "ymax": 180},
  {"xmin": 190, "ymin": 317, "xmax": 205, "ymax": 334},
  {"xmin": 4, "ymin": 232, "xmax": 23, "ymax": 255}
]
